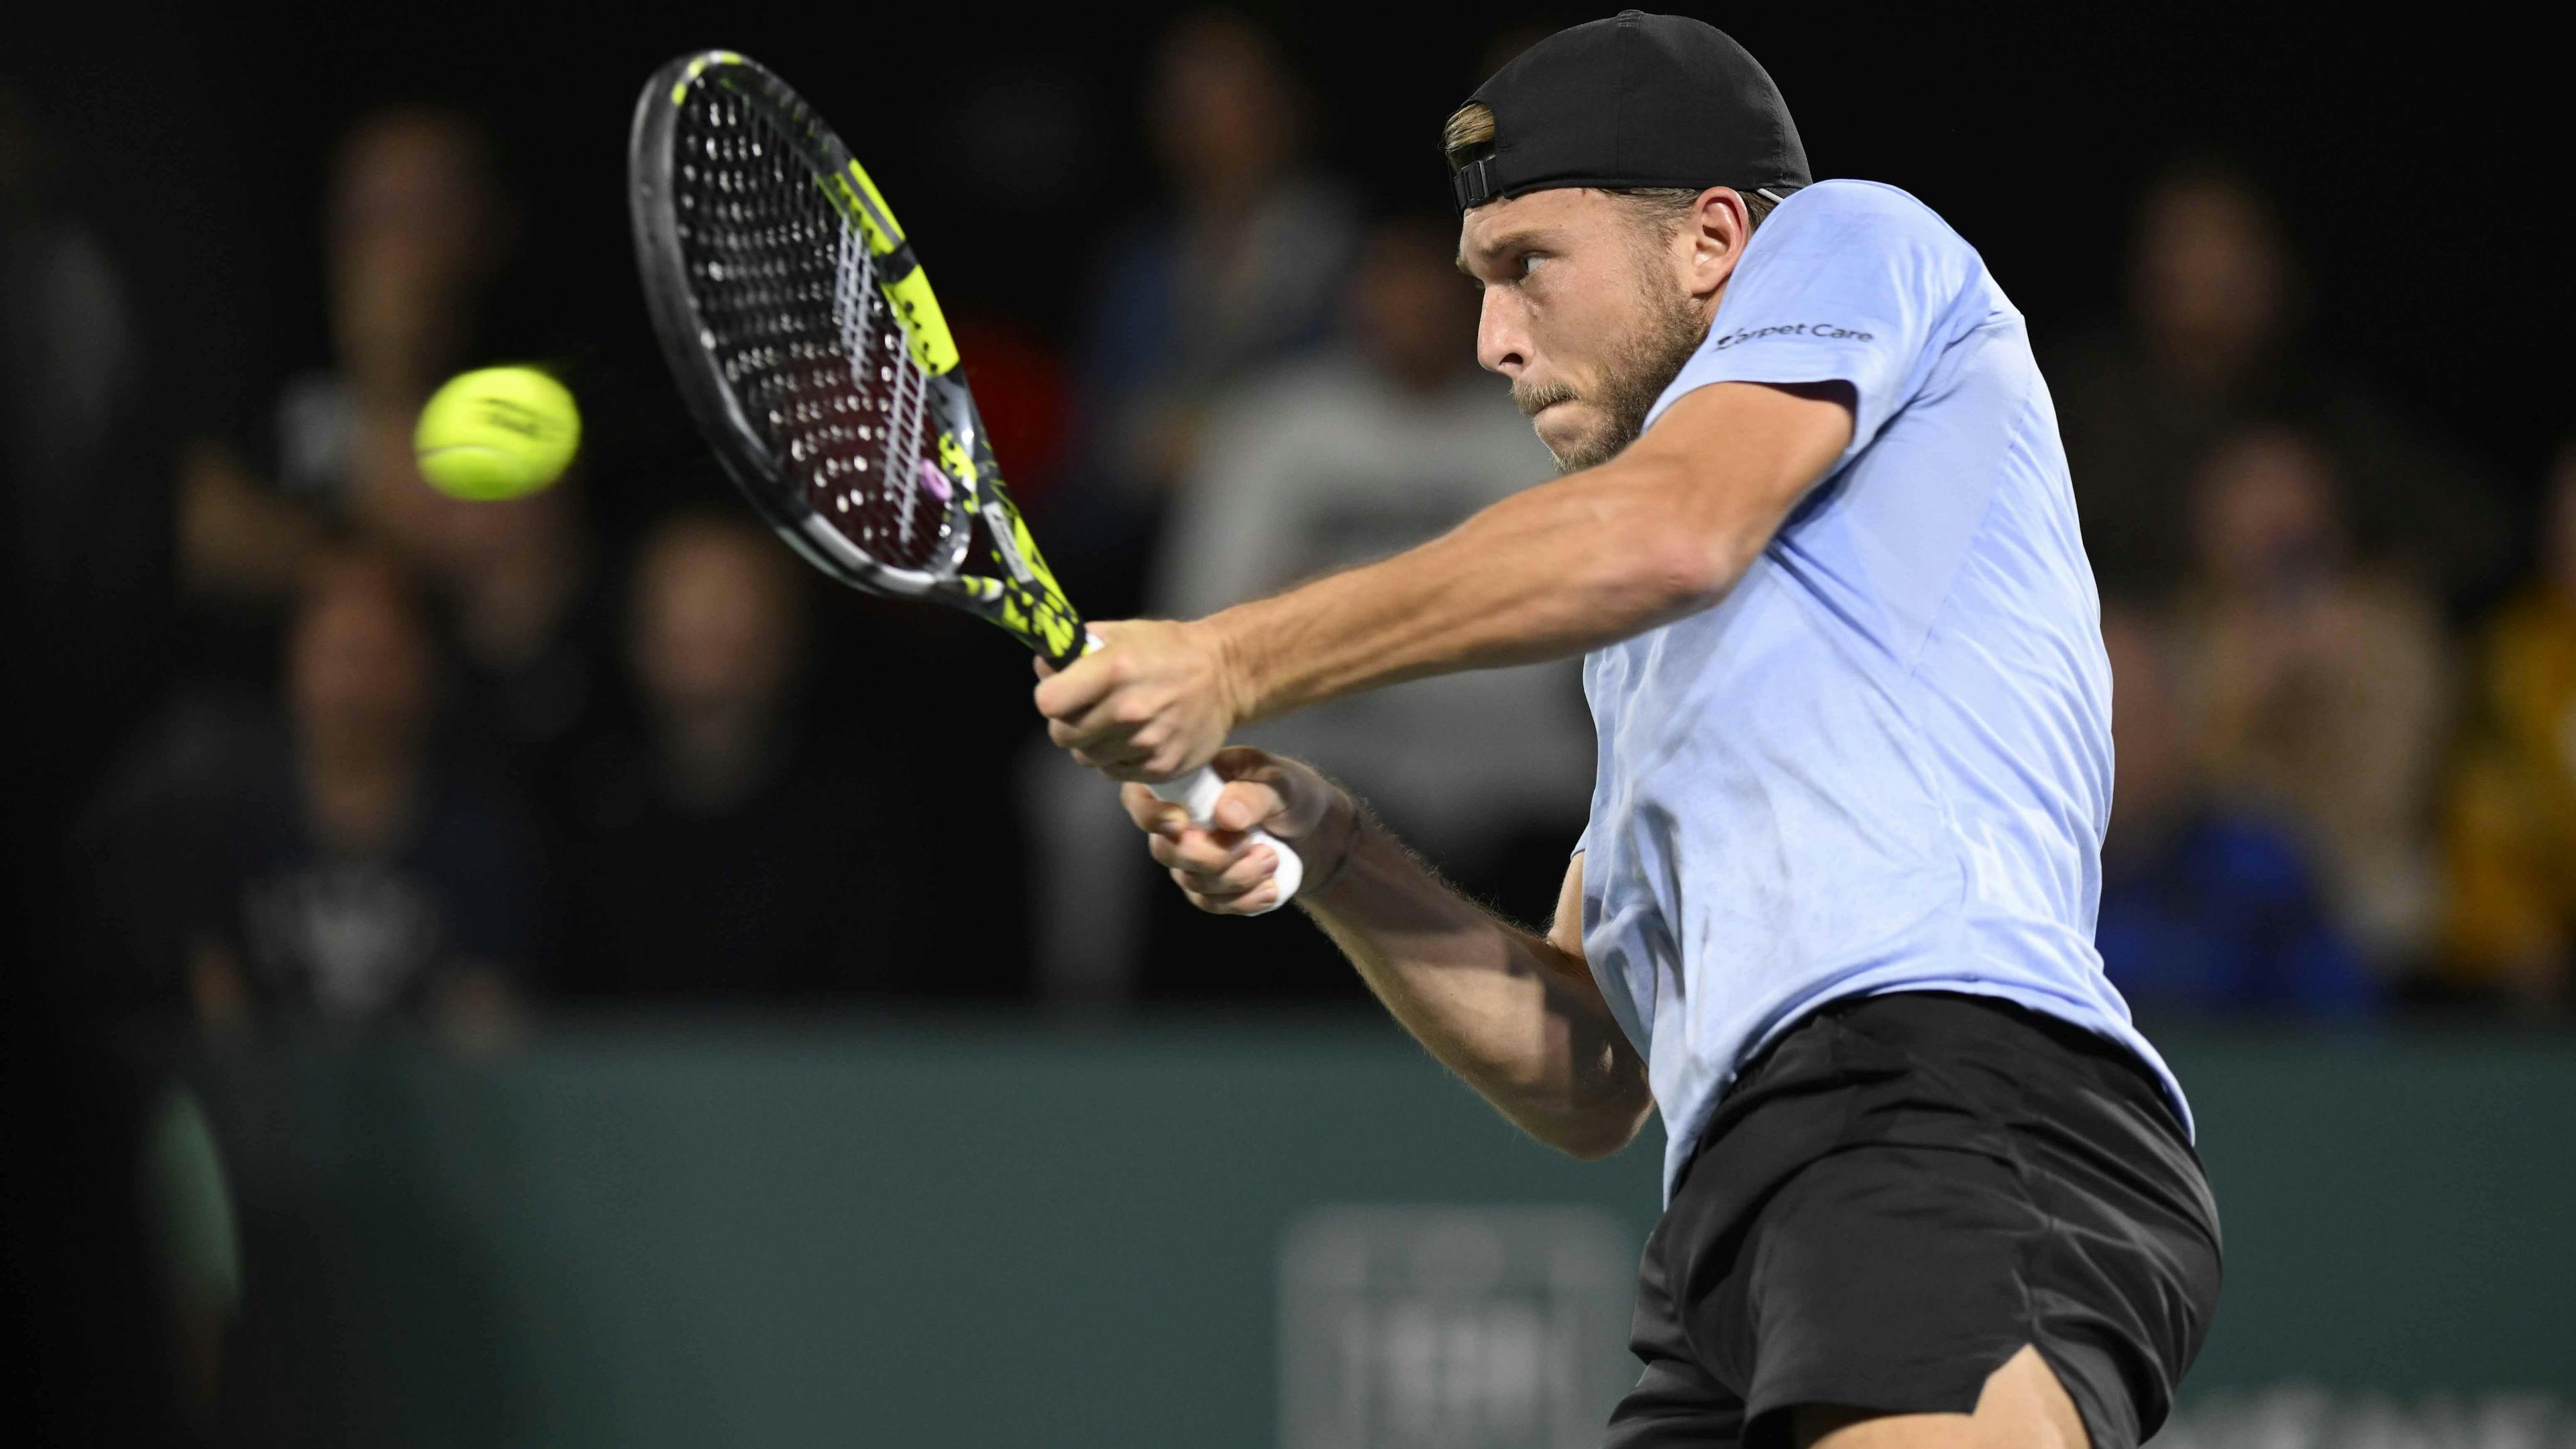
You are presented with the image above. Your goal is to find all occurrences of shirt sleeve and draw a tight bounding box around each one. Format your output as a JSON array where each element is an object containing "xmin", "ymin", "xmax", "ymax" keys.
[{"xmin": 1644, "ymin": 182, "xmax": 1984, "ymax": 465}]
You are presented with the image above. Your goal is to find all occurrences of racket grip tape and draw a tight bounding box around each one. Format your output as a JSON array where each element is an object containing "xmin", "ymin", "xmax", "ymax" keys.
[{"xmin": 1147, "ymin": 767, "xmax": 1305, "ymax": 914}]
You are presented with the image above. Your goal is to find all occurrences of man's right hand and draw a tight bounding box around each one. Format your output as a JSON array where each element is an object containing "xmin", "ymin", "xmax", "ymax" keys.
[{"xmin": 1120, "ymin": 747, "xmax": 1356, "ymax": 916}]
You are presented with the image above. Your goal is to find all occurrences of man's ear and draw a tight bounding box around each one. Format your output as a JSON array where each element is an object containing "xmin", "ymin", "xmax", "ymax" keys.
[{"xmin": 1685, "ymin": 186, "xmax": 1752, "ymax": 300}]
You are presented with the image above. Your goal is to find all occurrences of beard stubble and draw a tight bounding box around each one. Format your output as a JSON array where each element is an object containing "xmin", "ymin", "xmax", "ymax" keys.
[{"xmin": 1515, "ymin": 281, "xmax": 1709, "ymax": 474}]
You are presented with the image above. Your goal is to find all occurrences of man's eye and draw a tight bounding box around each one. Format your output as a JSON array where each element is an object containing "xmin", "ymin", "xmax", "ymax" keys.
[{"xmin": 1517, "ymin": 253, "xmax": 1542, "ymax": 277}]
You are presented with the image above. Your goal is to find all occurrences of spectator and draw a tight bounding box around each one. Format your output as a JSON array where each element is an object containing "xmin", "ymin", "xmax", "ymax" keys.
[
  {"xmin": 1059, "ymin": 10, "xmax": 1362, "ymax": 608},
  {"xmin": 2053, "ymin": 160, "xmax": 2497, "ymax": 608},
  {"xmin": 176, "ymin": 105, "xmax": 514, "ymax": 625},
  {"xmin": 9, "ymin": 91, "xmax": 205, "ymax": 1445},
  {"xmin": 299, "ymin": 105, "xmax": 518, "ymax": 547},
  {"xmin": 184, "ymin": 548, "xmax": 534, "ymax": 1029},
  {"xmin": 2437, "ymin": 438, "xmax": 2576, "ymax": 1010},
  {"xmin": 432, "ymin": 476, "xmax": 619, "ymax": 796},
  {"xmin": 1028, "ymin": 218, "xmax": 1585, "ymax": 1003},
  {"xmin": 418, "ymin": 472, "xmax": 623, "ymax": 983},
  {"xmin": 1157, "ymin": 217, "xmax": 1588, "ymax": 871},
  {"xmin": 2174, "ymin": 426, "xmax": 2449, "ymax": 973},
  {"xmin": 1, "ymin": 84, "xmax": 172, "ymax": 933},
  {"xmin": 2097, "ymin": 604, "xmax": 2373, "ymax": 1017},
  {"xmin": 74, "ymin": 106, "xmax": 571, "ymax": 1024},
  {"xmin": 555, "ymin": 514, "xmax": 941, "ymax": 1002}
]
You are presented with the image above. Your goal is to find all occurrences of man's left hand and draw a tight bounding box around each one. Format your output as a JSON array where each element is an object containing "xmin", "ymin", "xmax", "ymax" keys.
[{"xmin": 1034, "ymin": 618, "xmax": 1245, "ymax": 781}]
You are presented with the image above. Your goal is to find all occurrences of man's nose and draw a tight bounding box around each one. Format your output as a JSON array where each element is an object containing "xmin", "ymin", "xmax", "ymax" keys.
[{"xmin": 1476, "ymin": 290, "xmax": 1527, "ymax": 377}]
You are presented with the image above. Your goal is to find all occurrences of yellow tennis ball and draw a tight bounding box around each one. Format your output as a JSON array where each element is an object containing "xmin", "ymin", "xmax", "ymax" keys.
[{"xmin": 414, "ymin": 367, "xmax": 582, "ymax": 500}]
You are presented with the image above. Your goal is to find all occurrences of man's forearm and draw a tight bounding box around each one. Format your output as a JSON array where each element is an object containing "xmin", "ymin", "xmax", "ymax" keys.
[
  {"xmin": 1030, "ymin": 383, "xmax": 1847, "ymax": 784},
  {"xmin": 1208, "ymin": 452, "xmax": 1726, "ymax": 723},
  {"xmin": 1203, "ymin": 380, "xmax": 1853, "ymax": 725},
  {"xmin": 1302, "ymin": 808, "xmax": 1648, "ymax": 1159}
]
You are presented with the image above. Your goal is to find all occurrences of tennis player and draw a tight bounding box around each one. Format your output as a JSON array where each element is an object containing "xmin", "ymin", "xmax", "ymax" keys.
[{"xmin": 1037, "ymin": 13, "xmax": 2220, "ymax": 1447}]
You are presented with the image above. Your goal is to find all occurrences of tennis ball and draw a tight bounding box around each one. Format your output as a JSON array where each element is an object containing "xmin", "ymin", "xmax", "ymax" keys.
[{"xmin": 414, "ymin": 366, "xmax": 582, "ymax": 500}]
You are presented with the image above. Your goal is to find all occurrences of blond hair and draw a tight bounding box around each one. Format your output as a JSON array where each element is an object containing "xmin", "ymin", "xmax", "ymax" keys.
[
  {"xmin": 1442, "ymin": 101, "xmax": 1499, "ymax": 170},
  {"xmin": 1439, "ymin": 99, "xmax": 1777, "ymax": 232}
]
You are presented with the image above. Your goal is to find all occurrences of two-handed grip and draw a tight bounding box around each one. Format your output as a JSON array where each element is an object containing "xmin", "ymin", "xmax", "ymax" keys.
[{"xmin": 1079, "ymin": 629, "xmax": 1303, "ymax": 914}]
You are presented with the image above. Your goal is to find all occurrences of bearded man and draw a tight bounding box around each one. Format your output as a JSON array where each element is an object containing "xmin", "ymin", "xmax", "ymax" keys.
[{"xmin": 1036, "ymin": 15, "xmax": 2220, "ymax": 1447}]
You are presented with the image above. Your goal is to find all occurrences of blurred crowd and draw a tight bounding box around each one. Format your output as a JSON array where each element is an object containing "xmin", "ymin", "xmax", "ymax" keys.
[{"xmin": 9, "ymin": 12, "xmax": 2575, "ymax": 1040}]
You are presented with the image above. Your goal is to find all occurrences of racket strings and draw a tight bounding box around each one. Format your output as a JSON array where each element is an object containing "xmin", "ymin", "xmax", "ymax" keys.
[
  {"xmin": 669, "ymin": 90, "xmax": 954, "ymax": 574},
  {"xmin": 870, "ymin": 235, "xmax": 934, "ymax": 549}
]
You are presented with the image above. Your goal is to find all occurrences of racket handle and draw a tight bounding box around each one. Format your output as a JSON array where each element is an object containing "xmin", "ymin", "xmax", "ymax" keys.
[{"xmin": 1148, "ymin": 766, "xmax": 1304, "ymax": 914}]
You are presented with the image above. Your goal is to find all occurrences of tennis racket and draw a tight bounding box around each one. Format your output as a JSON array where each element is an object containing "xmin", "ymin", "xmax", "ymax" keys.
[{"xmin": 627, "ymin": 50, "xmax": 1303, "ymax": 909}]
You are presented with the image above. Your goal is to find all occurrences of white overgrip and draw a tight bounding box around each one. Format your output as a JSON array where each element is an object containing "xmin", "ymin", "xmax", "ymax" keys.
[{"xmin": 1147, "ymin": 766, "xmax": 1305, "ymax": 914}]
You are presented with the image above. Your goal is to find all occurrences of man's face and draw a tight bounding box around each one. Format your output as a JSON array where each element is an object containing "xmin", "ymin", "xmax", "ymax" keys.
[
  {"xmin": 1457, "ymin": 188, "xmax": 1709, "ymax": 472},
  {"xmin": 289, "ymin": 559, "xmax": 434, "ymax": 757},
  {"xmin": 631, "ymin": 524, "xmax": 800, "ymax": 722},
  {"xmin": 2131, "ymin": 176, "xmax": 2287, "ymax": 376}
]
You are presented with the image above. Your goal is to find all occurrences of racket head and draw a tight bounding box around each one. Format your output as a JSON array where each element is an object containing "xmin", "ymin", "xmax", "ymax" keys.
[{"xmin": 629, "ymin": 51, "xmax": 1086, "ymax": 660}]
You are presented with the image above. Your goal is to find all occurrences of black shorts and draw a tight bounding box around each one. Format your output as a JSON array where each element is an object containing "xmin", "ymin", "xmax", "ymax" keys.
[{"xmin": 1605, "ymin": 991, "xmax": 2222, "ymax": 1449}]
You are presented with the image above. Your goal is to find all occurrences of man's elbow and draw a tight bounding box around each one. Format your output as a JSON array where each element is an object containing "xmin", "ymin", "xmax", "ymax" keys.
[
  {"xmin": 1617, "ymin": 518, "xmax": 1762, "ymax": 621},
  {"xmin": 1540, "ymin": 1078, "xmax": 1655, "ymax": 1161},
  {"xmin": 1613, "ymin": 464, "xmax": 1761, "ymax": 617},
  {"xmin": 1631, "ymin": 531, "xmax": 1744, "ymax": 617}
]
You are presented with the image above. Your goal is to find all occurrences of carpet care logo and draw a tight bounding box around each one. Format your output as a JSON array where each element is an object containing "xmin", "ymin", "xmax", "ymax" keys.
[{"xmin": 1707, "ymin": 321, "xmax": 1875, "ymax": 350}]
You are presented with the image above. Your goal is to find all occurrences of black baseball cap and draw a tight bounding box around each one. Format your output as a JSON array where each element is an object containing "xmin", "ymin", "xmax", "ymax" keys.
[{"xmin": 1449, "ymin": 11, "xmax": 1809, "ymax": 211}]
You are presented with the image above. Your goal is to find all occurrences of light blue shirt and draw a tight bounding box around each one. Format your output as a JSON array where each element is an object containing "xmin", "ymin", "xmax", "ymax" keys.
[{"xmin": 1574, "ymin": 180, "xmax": 2191, "ymax": 1197}]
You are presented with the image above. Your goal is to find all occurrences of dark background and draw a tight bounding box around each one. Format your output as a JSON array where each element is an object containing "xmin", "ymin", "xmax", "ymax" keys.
[
  {"xmin": 27, "ymin": 5, "xmax": 2567, "ymax": 497},
  {"xmin": 7, "ymin": 5, "xmax": 2569, "ymax": 1441}
]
